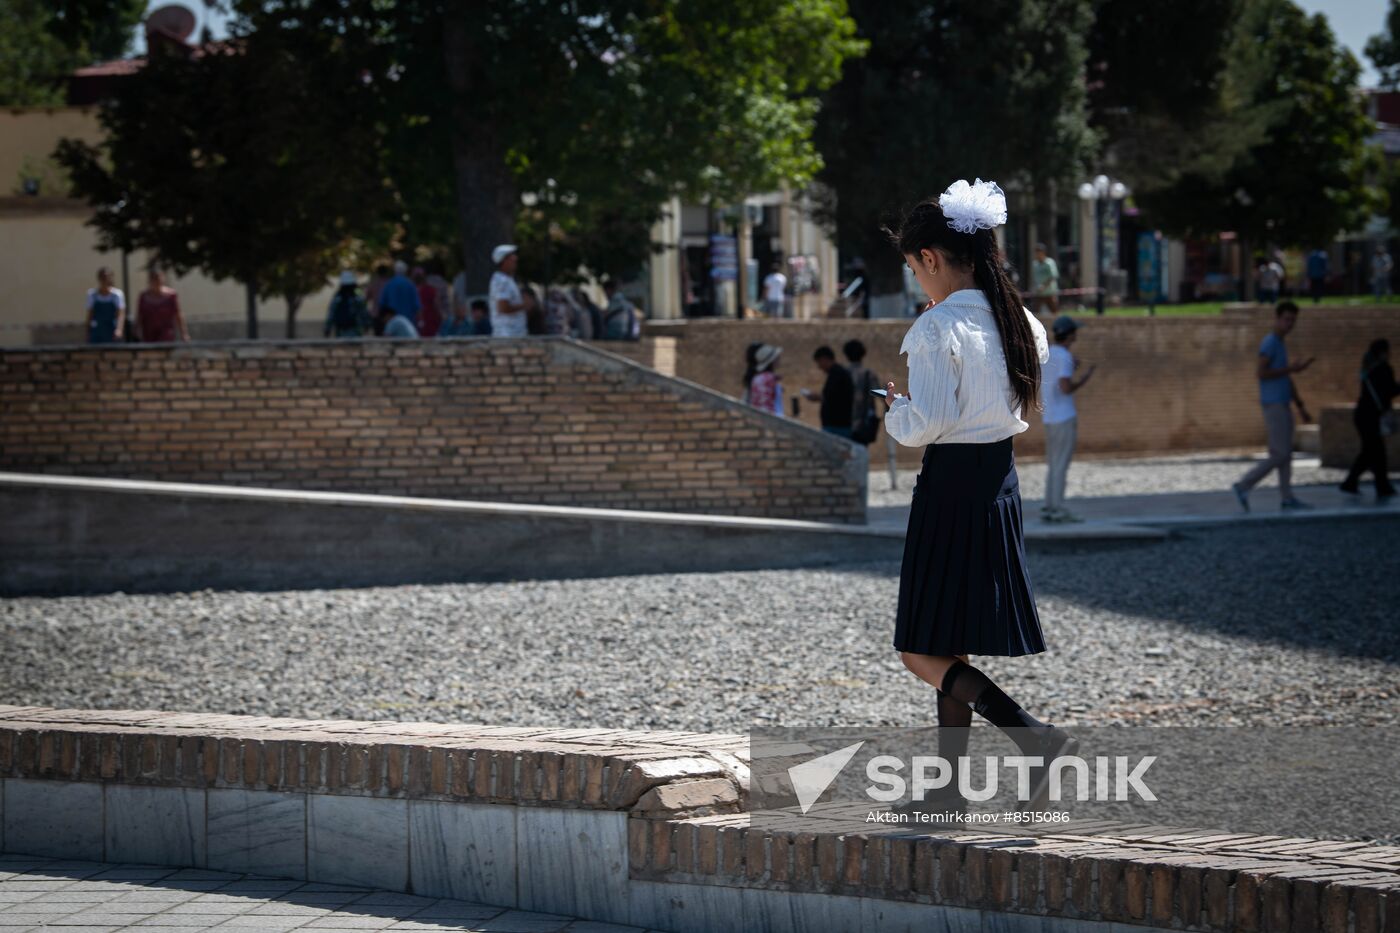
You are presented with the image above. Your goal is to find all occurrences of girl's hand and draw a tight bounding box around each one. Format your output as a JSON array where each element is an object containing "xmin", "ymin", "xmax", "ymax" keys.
[{"xmin": 885, "ymin": 381, "xmax": 902, "ymax": 400}]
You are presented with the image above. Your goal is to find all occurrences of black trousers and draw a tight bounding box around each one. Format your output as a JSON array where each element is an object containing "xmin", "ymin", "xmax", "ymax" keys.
[{"xmin": 1344, "ymin": 411, "xmax": 1395, "ymax": 494}]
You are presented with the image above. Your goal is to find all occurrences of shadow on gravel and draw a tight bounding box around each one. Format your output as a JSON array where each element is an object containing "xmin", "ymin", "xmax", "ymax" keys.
[{"xmin": 834, "ymin": 517, "xmax": 1400, "ymax": 663}]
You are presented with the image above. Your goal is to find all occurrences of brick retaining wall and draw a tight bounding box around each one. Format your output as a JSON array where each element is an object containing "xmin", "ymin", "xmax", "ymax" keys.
[
  {"xmin": 647, "ymin": 305, "xmax": 1400, "ymax": 466},
  {"xmin": 3, "ymin": 707, "xmax": 1398, "ymax": 931},
  {"xmin": 0, "ymin": 337, "xmax": 864, "ymax": 523}
]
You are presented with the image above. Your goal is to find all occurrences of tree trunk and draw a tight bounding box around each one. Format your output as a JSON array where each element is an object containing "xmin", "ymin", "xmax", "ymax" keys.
[
  {"xmin": 286, "ymin": 295, "xmax": 301, "ymax": 340},
  {"xmin": 442, "ymin": 17, "xmax": 517, "ymax": 295},
  {"xmin": 1033, "ymin": 175, "xmax": 1057, "ymax": 260},
  {"xmin": 1239, "ymin": 235, "xmax": 1254, "ymax": 302},
  {"xmin": 245, "ymin": 280, "xmax": 258, "ymax": 340}
]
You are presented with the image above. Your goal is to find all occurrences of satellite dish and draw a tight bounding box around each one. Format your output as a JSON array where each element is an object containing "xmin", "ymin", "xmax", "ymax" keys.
[{"xmin": 145, "ymin": 4, "xmax": 198, "ymax": 42}]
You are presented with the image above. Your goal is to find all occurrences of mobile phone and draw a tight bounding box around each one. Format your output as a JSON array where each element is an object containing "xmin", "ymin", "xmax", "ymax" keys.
[{"xmin": 869, "ymin": 388, "xmax": 888, "ymax": 399}]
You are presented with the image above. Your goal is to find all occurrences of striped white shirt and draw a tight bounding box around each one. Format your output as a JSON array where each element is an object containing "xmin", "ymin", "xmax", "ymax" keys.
[{"xmin": 885, "ymin": 289, "xmax": 1049, "ymax": 446}]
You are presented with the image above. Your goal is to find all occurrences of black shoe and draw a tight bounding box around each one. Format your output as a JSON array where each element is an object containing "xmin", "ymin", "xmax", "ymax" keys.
[
  {"xmin": 1021, "ymin": 726, "xmax": 1080, "ymax": 814},
  {"xmin": 1338, "ymin": 483, "xmax": 1361, "ymax": 496}
]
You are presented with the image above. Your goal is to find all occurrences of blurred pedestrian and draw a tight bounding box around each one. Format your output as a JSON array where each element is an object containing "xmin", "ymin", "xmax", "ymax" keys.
[
  {"xmin": 413, "ymin": 265, "xmax": 442, "ymax": 337},
  {"xmin": 801, "ymin": 345, "xmax": 854, "ymax": 438},
  {"xmin": 523, "ymin": 287, "xmax": 546, "ymax": 335},
  {"xmin": 572, "ymin": 287, "xmax": 604, "ymax": 339},
  {"xmin": 762, "ymin": 262, "xmax": 787, "ymax": 318},
  {"xmin": 1306, "ymin": 249, "xmax": 1328, "ymax": 304},
  {"xmin": 602, "ymin": 279, "xmax": 638, "ymax": 341},
  {"xmin": 1041, "ymin": 316, "xmax": 1096, "ymax": 523},
  {"xmin": 469, "ymin": 298, "xmax": 492, "ymax": 335},
  {"xmin": 1372, "ymin": 244, "xmax": 1394, "ymax": 301},
  {"xmin": 366, "ymin": 263, "xmax": 392, "ymax": 315},
  {"xmin": 425, "ymin": 260, "xmax": 452, "ymax": 326},
  {"xmin": 1255, "ymin": 256, "xmax": 1283, "ymax": 304},
  {"xmin": 545, "ymin": 287, "xmax": 580, "ymax": 337},
  {"xmin": 136, "ymin": 268, "xmax": 189, "ymax": 343},
  {"xmin": 85, "ymin": 266, "xmax": 125, "ymax": 344},
  {"xmin": 489, "ymin": 244, "xmax": 528, "ymax": 337},
  {"xmin": 745, "ymin": 343, "xmax": 783, "ymax": 415},
  {"xmin": 324, "ymin": 271, "xmax": 369, "ymax": 338},
  {"xmin": 1232, "ymin": 301, "xmax": 1314, "ymax": 512},
  {"xmin": 1030, "ymin": 242, "xmax": 1059, "ymax": 315},
  {"xmin": 844, "ymin": 339, "xmax": 883, "ymax": 445},
  {"xmin": 378, "ymin": 260, "xmax": 421, "ymax": 322},
  {"xmin": 1339, "ymin": 339, "xmax": 1396, "ymax": 500},
  {"xmin": 377, "ymin": 303, "xmax": 419, "ymax": 338},
  {"xmin": 437, "ymin": 293, "xmax": 475, "ymax": 337}
]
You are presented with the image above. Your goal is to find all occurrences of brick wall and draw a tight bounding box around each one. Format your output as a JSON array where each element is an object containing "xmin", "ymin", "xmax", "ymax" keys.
[
  {"xmin": 0, "ymin": 337, "xmax": 866, "ymax": 523},
  {"xmin": 647, "ymin": 305, "xmax": 1400, "ymax": 466},
  {"xmin": 6, "ymin": 706, "xmax": 1398, "ymax": 933}
]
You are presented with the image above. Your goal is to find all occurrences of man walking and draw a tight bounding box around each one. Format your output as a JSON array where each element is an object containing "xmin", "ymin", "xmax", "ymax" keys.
[
  {"xmin": 1041, "ymin": 316, "xmax": 1095, "ymax": 523},
  {"xmin": 1232, "ymin": 301, "xmax": 1315, "ymax": 511},
  {"xmin": 801, "ymin": 345, "xmax": 855, "ymax": 438}
]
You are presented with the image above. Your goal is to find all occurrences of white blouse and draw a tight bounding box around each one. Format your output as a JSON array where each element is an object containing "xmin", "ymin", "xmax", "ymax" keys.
[{"xmin": 885, "ymin": 289, "xmax": 1049, "ymax": 446}]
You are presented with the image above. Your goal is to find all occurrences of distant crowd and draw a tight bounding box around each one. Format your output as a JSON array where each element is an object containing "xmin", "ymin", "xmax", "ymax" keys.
[{"xmin": 83, "ymin": 243, "xmax": 643, "ymax": 345}]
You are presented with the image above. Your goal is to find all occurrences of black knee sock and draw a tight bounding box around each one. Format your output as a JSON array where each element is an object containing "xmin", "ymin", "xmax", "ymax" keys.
[
  {"xmin": 935, "ymin": 688, "xmax": 971, "ymax": 798},
  {"xmin": 941, "ymin": 660, "xmax": 1049, "ymax": 750}
]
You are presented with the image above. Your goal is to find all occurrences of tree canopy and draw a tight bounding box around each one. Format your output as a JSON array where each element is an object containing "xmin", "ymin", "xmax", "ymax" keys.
[
  {"xmin": 812, "ymin": 0, "xmax": 1097, "ymax": 295},
  {"xmin": 56, "ymin": 20, "xmax": 397, "ymax": 336},
  {"xmin": 236, "ymin": 0, "xmax": 864, "ymax": 290},
  {"xmin": 1367, "ymin": 0, "xmax": 1400, "ymax": 89},
  {"xmin": 1133, "ymin": 0, "xmax": 1379, "ymax": 250},
  {"xmin": 0, "ymin": 0, "xmax": 143, "ymax": 106}
]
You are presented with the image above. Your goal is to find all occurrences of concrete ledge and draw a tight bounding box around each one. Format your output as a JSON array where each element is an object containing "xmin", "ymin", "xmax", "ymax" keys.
[
  {"xmin": 0, "ymin": 472, "xmax": 902, "ymax": 595},
  {"xmin": 0, "ymin": 706, "xmax": 747, "ymax": 814},
  {"xmin": 4, "ymin": 707, "xmax": 1399, "ymax": 931}
]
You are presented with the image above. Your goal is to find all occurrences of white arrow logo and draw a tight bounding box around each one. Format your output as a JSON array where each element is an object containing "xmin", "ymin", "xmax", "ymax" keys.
[{"xmin": 787, "ymin": 741, "xmax": 865, "ymax": 814}]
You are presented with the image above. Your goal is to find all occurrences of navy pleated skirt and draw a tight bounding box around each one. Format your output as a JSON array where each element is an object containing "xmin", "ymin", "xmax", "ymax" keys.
[{"xmin": 893, "ymin": 438, "xmax": 1046, "ymax": 657}]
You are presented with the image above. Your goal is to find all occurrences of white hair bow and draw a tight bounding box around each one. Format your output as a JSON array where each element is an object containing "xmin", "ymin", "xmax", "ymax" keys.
[{"xmin": 939, "ymin": 178, "xmax": 1007, "ymax": 235}]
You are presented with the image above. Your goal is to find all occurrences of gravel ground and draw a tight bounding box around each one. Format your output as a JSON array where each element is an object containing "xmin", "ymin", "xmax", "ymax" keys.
[
  {"xmin": 4, "ymin": 518, "xmax": 1396, "ymax": 733},
  {"xmin": 867, "ymin": 451, "xmax": 1358, "ymax": 508}
]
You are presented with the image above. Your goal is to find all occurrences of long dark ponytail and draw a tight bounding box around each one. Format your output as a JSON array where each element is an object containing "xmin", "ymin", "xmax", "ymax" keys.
[{"xmin": 887, "ymin": 198, "xmax": 1041, "ymax": 413}]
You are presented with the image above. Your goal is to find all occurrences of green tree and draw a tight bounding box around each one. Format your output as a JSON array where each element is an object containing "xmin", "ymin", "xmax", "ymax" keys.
[
  {"xmin": 812, "ymin": 0, "xmax": 1097, "ymax": 298},
  {"xmin": 1367, "ymin": 0, "xmax": 1400, "ymax": 89},
  {"xmin": 56, "ymin": 19, "xmax": 396, "ymax": 338},
  {"xmin": 1087, "ymin": 0, "xmax": 1255, "ymax": 197},
  {"xmin": 240, "ymin": 0, "xmax": 863, "ymax": 292},
  {"xmin": 1135, "ymin": 0, "xmax": 1379, "ymax": 258},
  {"xmin": 0, "ymin": 0, "xmax": 143, "ymax": 106}
]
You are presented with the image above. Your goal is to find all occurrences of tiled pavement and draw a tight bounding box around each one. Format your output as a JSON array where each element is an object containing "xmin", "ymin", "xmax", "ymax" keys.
[{"xmin": 0, "ymin": 854, "xmax": 655, "ymax": 933}]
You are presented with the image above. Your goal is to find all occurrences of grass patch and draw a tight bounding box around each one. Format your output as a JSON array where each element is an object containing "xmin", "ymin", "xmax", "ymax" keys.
[{"xmin": 1054, "ymin": 294, "xmax": 1400, "ymax": 317}]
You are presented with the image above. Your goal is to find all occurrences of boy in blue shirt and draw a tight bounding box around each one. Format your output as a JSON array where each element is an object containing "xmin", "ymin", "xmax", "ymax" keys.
[{"xmin": 1232, "ymin": 301, "xmax": 1314, "ymax": 511}]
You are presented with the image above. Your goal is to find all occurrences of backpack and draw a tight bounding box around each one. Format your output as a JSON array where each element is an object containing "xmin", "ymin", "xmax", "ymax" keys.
[
  {"xmin": 850, "ymin": 367, "xmax": 881, "ymax": 445},
  {"xmin": 332, "ymin": 294, "xmax": 364, "ymax": 333}
]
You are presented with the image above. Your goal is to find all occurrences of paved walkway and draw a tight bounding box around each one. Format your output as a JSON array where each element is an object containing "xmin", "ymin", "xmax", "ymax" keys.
[
  {"xmin": 868, "ymin": 454, "xmax": 1400, "ymax": 540},
  {"xmin": 0, "ymin": 854, "xmax": 652, "ymax": 933}
]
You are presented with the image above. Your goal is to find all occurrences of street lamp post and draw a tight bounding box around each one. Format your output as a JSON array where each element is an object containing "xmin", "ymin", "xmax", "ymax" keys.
[{"xmin": 1078, "ymin": 175, "xmax": 1129, "ymax": 316}]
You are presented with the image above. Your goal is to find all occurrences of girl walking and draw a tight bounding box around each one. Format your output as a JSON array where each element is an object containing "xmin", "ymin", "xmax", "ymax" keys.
[{"xmin": 883, "ymin": 179, "xmax": 1075, "ymax": 812}]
